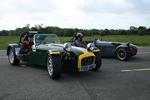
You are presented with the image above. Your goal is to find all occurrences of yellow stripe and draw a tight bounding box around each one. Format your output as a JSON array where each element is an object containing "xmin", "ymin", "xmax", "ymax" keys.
[
  {"xmin": 50, "ymin": 52, "xmax": 60, "ymax": 54},
  {"xmin": 73, "ymin": 47, "xmax": 96, "ymax": 69},
  {"xmin": 121, "ymin": 68, "xmax": 150, "ymax": 72},
  {"xmin": 92, "ymin": 49, "xmax": 100, "ymax": 53}
]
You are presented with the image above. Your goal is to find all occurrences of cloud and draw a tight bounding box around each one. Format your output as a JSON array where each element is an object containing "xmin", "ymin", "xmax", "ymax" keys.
[
  {"xmin": 77, "ymin": 0, "xmax": 134, "ymax": 14},
  {"xmin": 0, "ymin": 0, "xmax": 56, "ymax": 14},
  {"xmin": 129, "ymin": 0, "xmax": 150, "ymax": 14},
  {"xmin": 73, "ymin": 0, "xmax": 150, "ymax": 29},
  {"xmin": 77, "ymin": 0, "xmax": 150, "ymax": 15},
  {"xmin": 0, "ymin": 0, "xmax": 150, "ymax": 30}
]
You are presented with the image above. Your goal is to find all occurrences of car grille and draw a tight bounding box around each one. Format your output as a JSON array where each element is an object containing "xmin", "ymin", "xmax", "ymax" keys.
[{"xmin": 81, "ymin": 56, "xmax": 94, "ymax": 66}]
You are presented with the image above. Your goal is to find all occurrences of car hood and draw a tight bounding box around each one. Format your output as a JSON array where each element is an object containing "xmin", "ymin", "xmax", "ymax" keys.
[
  {"xmin": 36, "ymin": 43, "xmax": 92, "ymax": 56},
  {"xmin": 96, "ymin": 40, "xmax": 135, "ymax": 46},
  {"xmin": 36, "ymin": 43, "xmax": 64, "ymax": 52}
]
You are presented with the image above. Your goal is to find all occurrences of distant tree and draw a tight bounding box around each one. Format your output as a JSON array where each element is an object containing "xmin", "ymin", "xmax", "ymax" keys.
[
  {"xmin": 128, "ymin": 26, "xmax": 138, "ymax": 35},
  {"xmin": 130, "ymin": 26, "xmax": 138, "ymax": 31},
  {"xmin": 0, "ymin": 25, "xmax": 149, "ymax": 36},
  {"xmin": 0, "ymin": 30, "xmax": 9, "ymax": 36},
  {"xmin": 120, "ymin": 30, "xmax": 126, "ymax": 35},
  {"xmin": 88, "ymin": 29, "xmax": 98, "ymax": 36},
  {"xmin": 63, "ymin": 28, "xmax": 74, "ymax": 36},
  {"xmin": 137, "ymin": 26, "xmax": 146, "ymax": 36},
  {"xmin": 103, "ymin": 29, "xmax": 111, "ymax": 35}
]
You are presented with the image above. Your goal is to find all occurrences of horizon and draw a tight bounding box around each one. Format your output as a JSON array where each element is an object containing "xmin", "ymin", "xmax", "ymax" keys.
[{"xmin": 0, "ymin": 25, "xmax": 149, "ymax": 31}]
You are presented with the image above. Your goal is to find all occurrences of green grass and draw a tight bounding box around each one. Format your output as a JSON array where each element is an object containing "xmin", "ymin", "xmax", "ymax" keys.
[
  {"xmin": 0, "ymin": 35, "xmax": 150, "ymax": 50},
  {"xmin": 60, "ymin": 35, "xmax": 150, "ymax": 46},
  {"xmin": 0, "ymin": 36, "xmax": 20, "ymax": 50}
]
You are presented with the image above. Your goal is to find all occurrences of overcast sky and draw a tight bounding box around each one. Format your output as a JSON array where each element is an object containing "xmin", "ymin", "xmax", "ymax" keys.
[{"xmin": 0, "ymin": 0, "xmax": 150, "ymax": 30}]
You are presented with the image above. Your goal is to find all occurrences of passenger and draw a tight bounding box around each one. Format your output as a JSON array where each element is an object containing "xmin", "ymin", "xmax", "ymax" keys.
[
  {"xmin": 26, "ymin": 35, "xmax": 33, "ymax": 50},
  {"xmin": 74, "ymin": 33, "xmax": 87, "ymax": 48}
]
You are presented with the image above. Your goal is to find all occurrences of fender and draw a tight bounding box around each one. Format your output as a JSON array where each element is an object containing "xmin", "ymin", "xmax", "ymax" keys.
[
  {"xmin": 7, "ymin": 44, "xmax": 21, "ymax": 56},
  {"xmin": 115, "ymin": 44, "xmax": 128, "ymax": 50},
  {"xmin": 87, "ymin": 45, "xmax": 101, "ymax": 53},
  {"xmin": 115, "ymin": 44, "xmax": 130, "ymax": 56},
  {"xmin": 91, "ymin": 47, "xmax": 101, "ymax": 53}
]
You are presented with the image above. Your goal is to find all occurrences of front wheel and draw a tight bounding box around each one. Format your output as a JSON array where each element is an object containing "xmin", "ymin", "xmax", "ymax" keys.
[
  {"xmin": 8, "ymin": 49, "xmax": 20, "ymax": 65},
  {"xmin": 47, "ymin": 55, "xmax": 62, "ymax": 79},
  {"xmin": 92, "ymin": 52, "xmax": 102, "ymax": 71}
]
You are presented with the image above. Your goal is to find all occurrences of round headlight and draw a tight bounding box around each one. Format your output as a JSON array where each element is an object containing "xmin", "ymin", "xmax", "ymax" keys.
[
  {"xmin": 87, "ymin": 43, "xmax": 95, "ymax": 48},
  {"xmin": 64, "ymin": 42, "xmax": 72, "ymax": 49}
]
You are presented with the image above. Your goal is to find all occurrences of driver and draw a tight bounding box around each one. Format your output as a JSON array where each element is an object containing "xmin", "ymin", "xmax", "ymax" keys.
[
  {"xmin": 21, "ymin": 35, "xmax": 33, "ymax": 53},
  {"xmin": 73, "ymin": 32, "xmax": 87, "ymax": 48}
]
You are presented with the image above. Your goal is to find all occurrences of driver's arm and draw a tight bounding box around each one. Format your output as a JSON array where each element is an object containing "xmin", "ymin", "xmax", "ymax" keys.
[{"xmin": 74, "ymin": 40, "xmax": 80, "ymax": 47}]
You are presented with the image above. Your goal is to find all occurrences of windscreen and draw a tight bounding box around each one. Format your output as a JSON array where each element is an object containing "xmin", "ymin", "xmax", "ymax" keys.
[{"xmin": 35, "ymin": 34, "xmax": 60, "ymax": 44}]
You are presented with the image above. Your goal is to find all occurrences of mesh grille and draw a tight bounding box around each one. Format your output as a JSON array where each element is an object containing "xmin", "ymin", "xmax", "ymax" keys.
[{"xmin": 81, "ymin": 56, "xmax": 94, "ymax": 66}]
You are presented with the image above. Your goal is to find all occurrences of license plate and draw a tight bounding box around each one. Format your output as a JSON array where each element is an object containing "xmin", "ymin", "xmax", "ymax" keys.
[{"xmin": 79, "ymin": 64, "xmax": 96, "ymax": 71}]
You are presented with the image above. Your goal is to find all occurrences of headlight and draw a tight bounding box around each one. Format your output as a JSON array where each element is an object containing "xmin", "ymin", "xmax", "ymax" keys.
[
  {"xmin": 64, "ymin": 42, "xmax": 72, "ymax": 49},
  {"xmin": 87, "ymin": 43, "xmax": 95, "ymax": 48}
]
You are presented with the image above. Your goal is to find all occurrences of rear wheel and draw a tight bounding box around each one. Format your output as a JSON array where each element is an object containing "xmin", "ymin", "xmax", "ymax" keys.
[
  {"xmin": 92, "ymin": 52, "xmax": 102, "ymax": 71},
  {"xmin": 8, "ymin": 49, "xmax": 20, "ymax": 65},
  {"xmin": 47, "ymin": 55, "xmax": 62, "ymax": 79},
  {"xmin": 116, "ymin": 48, "xmax": 128, "ymax": 61}
]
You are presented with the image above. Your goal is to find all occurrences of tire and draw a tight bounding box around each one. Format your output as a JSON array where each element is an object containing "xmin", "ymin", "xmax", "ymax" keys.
[
  {"xmin": 116, "ymin": 48, "xmax": 128, "ymax": 61},
  {"xmin": 8, "ymin": 48, "xmax": 20, "ymax": 65},
  {"xmin": 92, "ymin": 52, "xmax": 102, "ymax": 71},
  {"xmin": 47, "ymin": 55, "xmax": 62, "ymax": 79}
]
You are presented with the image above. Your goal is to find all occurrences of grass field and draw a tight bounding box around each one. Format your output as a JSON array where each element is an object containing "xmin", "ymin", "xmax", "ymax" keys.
[{"xmin": 0, "ymin": 35, "xmax": 150, "ymax": 50}]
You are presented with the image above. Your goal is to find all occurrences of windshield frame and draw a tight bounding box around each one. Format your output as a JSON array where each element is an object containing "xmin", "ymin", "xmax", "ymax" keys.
[{"xmin": 33, "ymin": 34, "xmax": 60, "ymax": 45}]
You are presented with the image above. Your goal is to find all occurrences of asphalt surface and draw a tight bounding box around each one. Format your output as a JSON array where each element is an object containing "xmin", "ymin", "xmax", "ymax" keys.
[{"xmin": 0, "ymin": 47, "xmax": 150, "ymax": 100}]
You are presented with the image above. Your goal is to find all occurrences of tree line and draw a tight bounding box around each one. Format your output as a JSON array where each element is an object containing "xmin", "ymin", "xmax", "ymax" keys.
[{"xmin": 0, "ymin": 25, "xmax": 150, "ymax": 36}]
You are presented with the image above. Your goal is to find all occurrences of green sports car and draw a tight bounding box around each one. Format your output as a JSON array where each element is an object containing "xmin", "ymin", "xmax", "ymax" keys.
[{"xmin": 7, "ymin": 31, "xmax": 102, "ymax": 79}]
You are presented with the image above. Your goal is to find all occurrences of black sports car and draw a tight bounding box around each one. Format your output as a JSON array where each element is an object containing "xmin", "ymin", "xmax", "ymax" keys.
[{"xmin": 93, "ymin": 40, "xmax": 138, "ymax": 61}]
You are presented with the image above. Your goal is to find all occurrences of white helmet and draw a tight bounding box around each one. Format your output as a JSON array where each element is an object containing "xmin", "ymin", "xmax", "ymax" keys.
[{"xmin": 76, "ymin": 32, "xmax": 83, "ymax": 37}]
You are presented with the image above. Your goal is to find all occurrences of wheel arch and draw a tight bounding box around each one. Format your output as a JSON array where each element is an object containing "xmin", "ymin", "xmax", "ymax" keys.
[
  {"xmin": 7, "ymin": 45, "xmax": 14, "ymax": 56},
  {"xmin": 7, "ymin": 44, "xmax": 21, "ymax": 57},
  {"xmin": 115, "ymin": 45, "xmax": 129, "ymax": 56},
  {"xmin": 7, "ymin": 45, "xmax": 20, "ymax": 65},
  {"xmin": 47, "ymin": 49, "xmax": 62, "ymax": 62}
]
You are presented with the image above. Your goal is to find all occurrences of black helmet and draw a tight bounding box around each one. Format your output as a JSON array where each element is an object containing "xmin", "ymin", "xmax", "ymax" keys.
[{"xmin": 76, "ymin": 32, "xmax": 83, "ymax": 37}]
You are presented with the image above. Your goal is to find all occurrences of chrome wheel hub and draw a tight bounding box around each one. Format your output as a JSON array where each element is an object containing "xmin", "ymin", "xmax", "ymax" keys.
[
  {"xmin": 47, "ymin": 57, "xmax": 53, "ymax": 76},
  {"xmin": 9, "ymin": 50, "xmax": 14, "ymax": 64},
  {"xmin": 117, "ymin": 50, "xmax": 126, "ymax": 60}
]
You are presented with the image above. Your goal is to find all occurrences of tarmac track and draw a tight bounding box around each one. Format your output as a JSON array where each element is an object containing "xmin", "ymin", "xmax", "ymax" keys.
[{"xmin": 0, "ymin": 47, "xmax": 150, "ymax": 100}]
